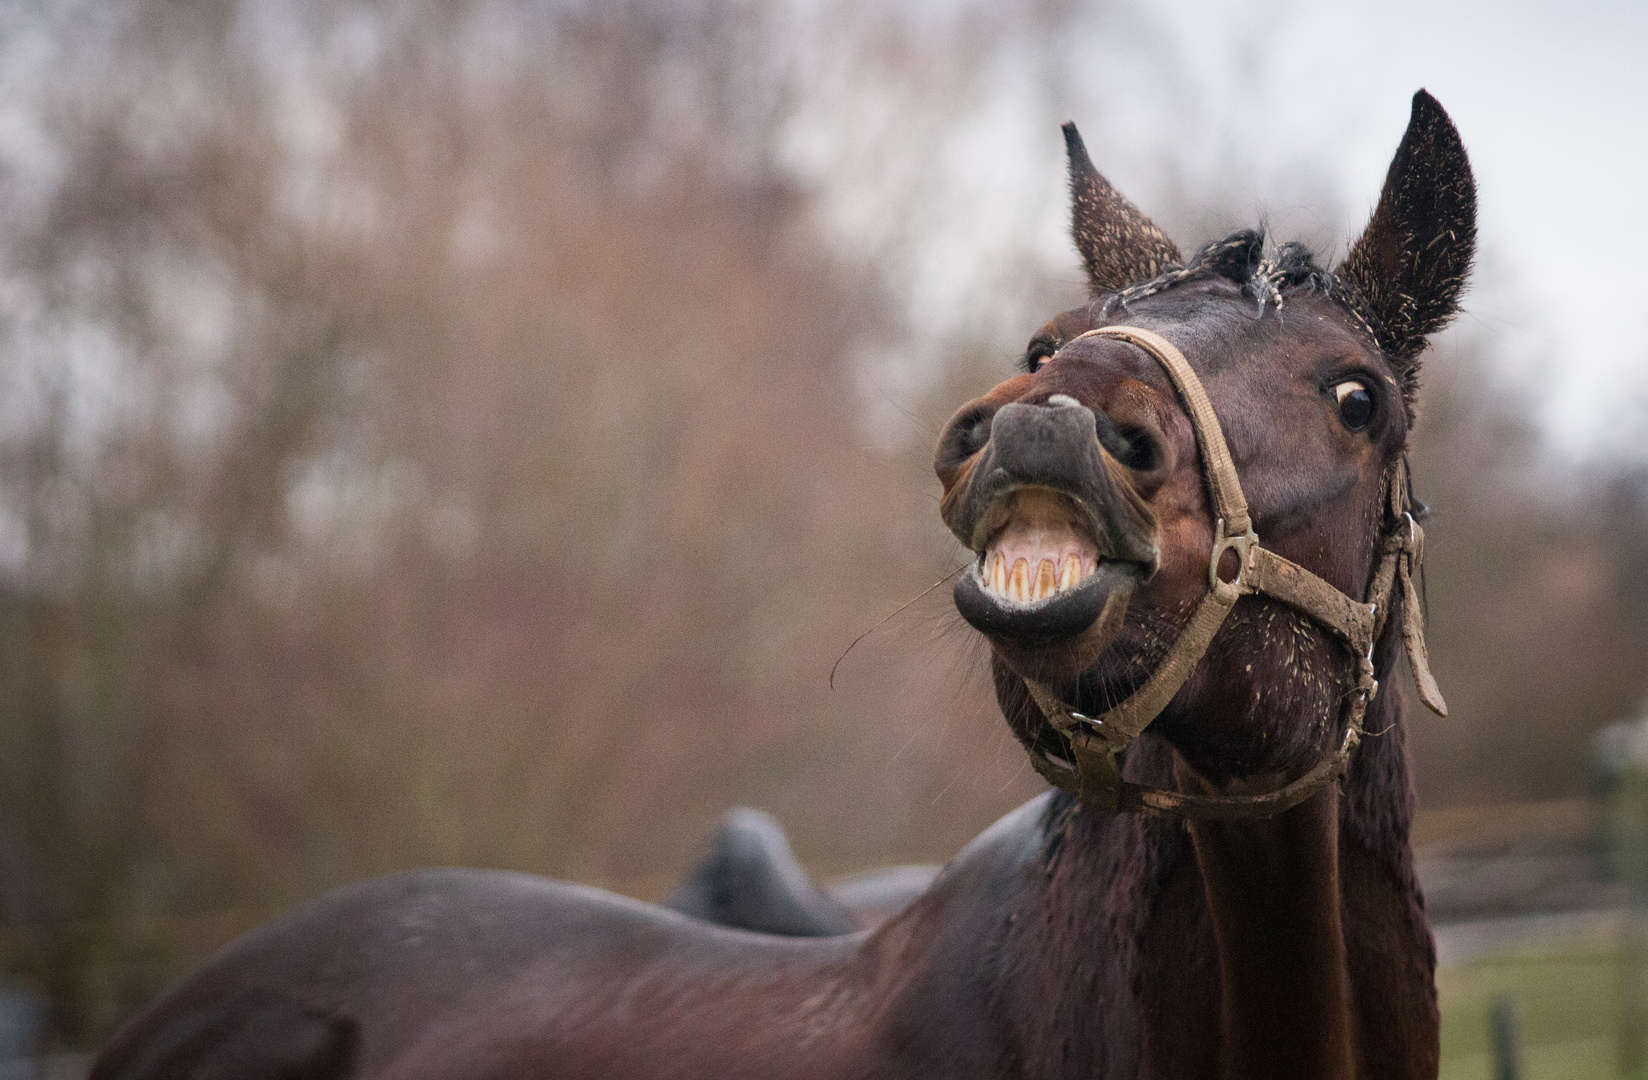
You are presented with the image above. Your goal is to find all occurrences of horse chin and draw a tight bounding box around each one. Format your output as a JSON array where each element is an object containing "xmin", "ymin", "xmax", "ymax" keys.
[{"xmin": 953, "ymin": 558, "xmax": 1141, "ymax": 683}]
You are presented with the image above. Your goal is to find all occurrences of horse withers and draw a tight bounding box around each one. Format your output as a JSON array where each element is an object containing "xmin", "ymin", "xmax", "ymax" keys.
[{"xmin": 90, "ymin": 90, "xmax": 1473, "ymax": 1080}]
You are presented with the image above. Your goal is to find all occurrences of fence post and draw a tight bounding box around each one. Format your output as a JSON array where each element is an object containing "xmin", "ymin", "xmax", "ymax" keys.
[
  {"xmin": 1622, "ymin": 764, "xmax": 1648, "ymax": 1080},
  {"xmin": 1594, "ymin": 715, "xmax": 1648, "ymax": 1080},
  {"xmin": 1490, "ymin": 994, "xmax": 1521, "ymax": 1080}
]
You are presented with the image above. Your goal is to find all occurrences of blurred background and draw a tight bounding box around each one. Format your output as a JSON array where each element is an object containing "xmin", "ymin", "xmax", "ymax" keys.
[{"xmin": 0, "ymin": 0, "xmax": 1644, "ymax": 1076}]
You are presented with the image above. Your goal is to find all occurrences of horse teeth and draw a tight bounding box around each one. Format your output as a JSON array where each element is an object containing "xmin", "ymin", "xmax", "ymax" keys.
[
  {"xmin": 1009, "ymin": 559, "xmax": 1029, "ymax": 602},
  {"xmin": 1034, "ymin": 559, "xmax": 1056, "ymax": 601},
  {"xmin": 988, "ymin": 551, "xmax": 1099, "ymax": 602}
]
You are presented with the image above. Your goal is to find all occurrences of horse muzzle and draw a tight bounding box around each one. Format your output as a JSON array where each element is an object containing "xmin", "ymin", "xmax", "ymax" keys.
[{"xmin": 943, "ymin": 398, "xmax": 1159, "ymax": 672}]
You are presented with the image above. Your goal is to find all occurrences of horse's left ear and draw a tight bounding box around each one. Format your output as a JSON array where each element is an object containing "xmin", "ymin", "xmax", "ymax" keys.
[{"xmin": 1336, "ymin": 91, "xmax": 1477, "ymax": 384}]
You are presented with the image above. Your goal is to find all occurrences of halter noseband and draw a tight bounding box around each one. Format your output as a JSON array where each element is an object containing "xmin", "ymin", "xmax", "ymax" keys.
[{"xmin": 1019, "ymin": 325, "xmax": 1446, "ymax": 820}]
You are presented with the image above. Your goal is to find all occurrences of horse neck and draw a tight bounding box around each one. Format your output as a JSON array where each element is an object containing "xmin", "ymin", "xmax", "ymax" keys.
[
  {"xmin": 1184, "ymin": 780, "xmax": 1355, "ymax": 1079},
  {"xmin": 993, "ymin": 683, "xmax": 1429, "ymax": 1080}
]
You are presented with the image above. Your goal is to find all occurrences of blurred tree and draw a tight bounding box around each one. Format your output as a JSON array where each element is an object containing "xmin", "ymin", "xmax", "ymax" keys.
[
  {"xmin": 0, "ymin": 0, "xmax": 1643, "ymax": 1051},
  {"xmin": 1406, "ymin": 332, "xmax": 1648, "ymax": 806},
  {"xmin": 0, "ymin": 0, "xmax": 1036, "ymax": 1043}
]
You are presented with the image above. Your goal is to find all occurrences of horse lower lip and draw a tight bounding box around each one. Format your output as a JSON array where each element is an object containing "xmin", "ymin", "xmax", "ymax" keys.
[{"xmin": 953, "ymin": 558, "xmax": 1138, "ymax": 643}]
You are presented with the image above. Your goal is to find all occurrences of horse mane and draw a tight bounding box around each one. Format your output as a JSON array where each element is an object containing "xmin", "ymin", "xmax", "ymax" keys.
[{"xmin": 1091, "ymin": 228, "xmax": 1387, "ymax": 361}]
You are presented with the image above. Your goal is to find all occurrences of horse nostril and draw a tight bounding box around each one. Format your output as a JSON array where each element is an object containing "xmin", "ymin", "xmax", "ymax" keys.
[
  {"xmin": 1107, "ymin": 419, "xmax": 1173, "ymax": 495},
  {"xmin": 1113, "ymin": 425, "xmax": 1160, "ymax": 473},
  {"xmin": 959, "ymin": 412, "xmax": 993, "ymax": 458},
  {"xmin": 936, "ymin": 402, "xmax": 998, "ymax": 476}
]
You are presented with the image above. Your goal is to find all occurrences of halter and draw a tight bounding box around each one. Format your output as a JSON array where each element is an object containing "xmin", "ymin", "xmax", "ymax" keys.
[{"xmin": 1019, "ymin": 325, "xmax": 1447, "ymax": 820}]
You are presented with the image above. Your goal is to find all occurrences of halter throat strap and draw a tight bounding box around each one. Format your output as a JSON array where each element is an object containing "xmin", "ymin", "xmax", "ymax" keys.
[{"xmin": 1019, "ymin": 325, "xmax": 1445, "ymax": 820}]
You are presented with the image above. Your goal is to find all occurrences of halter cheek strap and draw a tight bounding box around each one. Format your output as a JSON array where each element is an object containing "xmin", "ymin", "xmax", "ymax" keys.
[{"xmin": 1019, "ymin": 325, "xmax": 1445, "ymax": 820}]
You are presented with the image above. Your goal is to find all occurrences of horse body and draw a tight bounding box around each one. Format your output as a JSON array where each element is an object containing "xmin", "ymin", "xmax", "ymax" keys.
[
  {"xmin": 94, "ymin": 798, "xmax": 1056, "ymax": 1079},
  {"xmin": 91, "ymin": 90, "xmax": 1474, "ymax": 1080},
  {"xmin": 94, "ymin": 721, "xmax": 1430, "ymax": 1079}
]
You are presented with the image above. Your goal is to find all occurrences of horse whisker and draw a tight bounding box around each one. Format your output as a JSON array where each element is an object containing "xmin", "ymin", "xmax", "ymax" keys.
[{"xmin": 829, "ymin": 562, "xmax": 968, "ymax": 689}]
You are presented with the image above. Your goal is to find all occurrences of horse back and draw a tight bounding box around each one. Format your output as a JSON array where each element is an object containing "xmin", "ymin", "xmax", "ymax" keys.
[
  {"xmin": 90, "ymin": 819, "xmax": 1063, "ymax": 1080},
  {"xmin": 91, "ymin": 868, "xmax": 878, "ymax": 1079}
]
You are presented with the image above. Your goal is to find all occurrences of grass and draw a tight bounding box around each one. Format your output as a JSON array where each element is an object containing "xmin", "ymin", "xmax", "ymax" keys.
[{"xmin": 1439, "ymin": 948, "xmax": 1631, "ymax": 1080}]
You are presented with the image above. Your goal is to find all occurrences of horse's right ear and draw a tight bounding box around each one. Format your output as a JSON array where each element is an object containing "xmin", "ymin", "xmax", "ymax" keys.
[
  {"xmin": 1336, "ymin": 91, "xmax": 1477, "ymax": 383},
  {"xmin": 1064, "ymin": 123, "xmax": 1181, "ymax": 295}
]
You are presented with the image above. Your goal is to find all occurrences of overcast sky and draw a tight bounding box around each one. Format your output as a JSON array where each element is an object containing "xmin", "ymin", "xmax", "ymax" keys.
[
  {"xmin": 797, "ymin": 0, "xmax": 1645, "ymax": 463},
  {"xmin": 1143, "ymin": 0, "xmax": 1648, "ymax": 462}
]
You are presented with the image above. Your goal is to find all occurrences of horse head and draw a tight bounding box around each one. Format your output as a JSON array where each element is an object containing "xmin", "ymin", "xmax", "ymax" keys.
[{"xmin": 937, "ymin": 90, "xmax": 1474, "ymax": 800}]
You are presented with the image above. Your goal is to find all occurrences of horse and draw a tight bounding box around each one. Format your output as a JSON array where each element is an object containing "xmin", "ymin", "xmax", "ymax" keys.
[{"xmin": 88, "ymin": 89, "xmax": 1473, "ymax": 1080}]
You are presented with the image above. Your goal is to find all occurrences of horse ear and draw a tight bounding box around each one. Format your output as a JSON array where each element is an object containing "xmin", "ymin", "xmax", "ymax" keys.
[
  {"xmin": 1064, "ymin": 123, "xmax": 1181, "ymax": 295},
  {"xmin": 1336, "ymin": 91, "xmax": 1477, "ymax": 378}
]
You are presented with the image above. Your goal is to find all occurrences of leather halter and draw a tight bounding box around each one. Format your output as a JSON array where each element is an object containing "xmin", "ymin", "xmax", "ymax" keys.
[{"xmin": 1019, "ymin": 325, "xmax": 1446, "ymax": 820}]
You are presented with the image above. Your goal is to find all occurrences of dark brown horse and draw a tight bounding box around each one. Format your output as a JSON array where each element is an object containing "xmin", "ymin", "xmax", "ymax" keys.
[{"xmin": 89, "ymin": 89, "xmax": 1473, "ymax": 1080}]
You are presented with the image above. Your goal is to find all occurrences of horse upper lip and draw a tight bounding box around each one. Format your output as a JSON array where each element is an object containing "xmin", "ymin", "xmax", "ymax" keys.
[{"xmin": 970, "ymin": 470, "xmax": 1107, "ymax": 546}]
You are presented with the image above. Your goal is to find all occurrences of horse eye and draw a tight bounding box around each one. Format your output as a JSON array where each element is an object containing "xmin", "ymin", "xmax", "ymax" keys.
[{"xmin": 1332, "ymin": 380, "xmax": 1375, "ymax": 432}]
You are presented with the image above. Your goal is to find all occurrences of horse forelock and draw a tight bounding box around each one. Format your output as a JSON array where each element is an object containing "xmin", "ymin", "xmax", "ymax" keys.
[{"xmin": 1092, "ymin": 229, "xmax": 1393, "ymax": 382}]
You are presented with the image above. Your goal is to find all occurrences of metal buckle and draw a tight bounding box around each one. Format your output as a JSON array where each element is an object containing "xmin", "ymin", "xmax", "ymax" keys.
[
  {"xmin": 1208, "ymin": 517, "xmax": 1259, "ymax": 596},
  {"xmin": 1357, "ymin": 644, "xmax": 1379, "ymax": 701},
  {"xmin": 1403, "ymin": 511, "xmax": 1423, "ymax": 567},
  {"xmin": 1068, "ymin": 710, "xmax": 1131, "ymax": 753}
]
